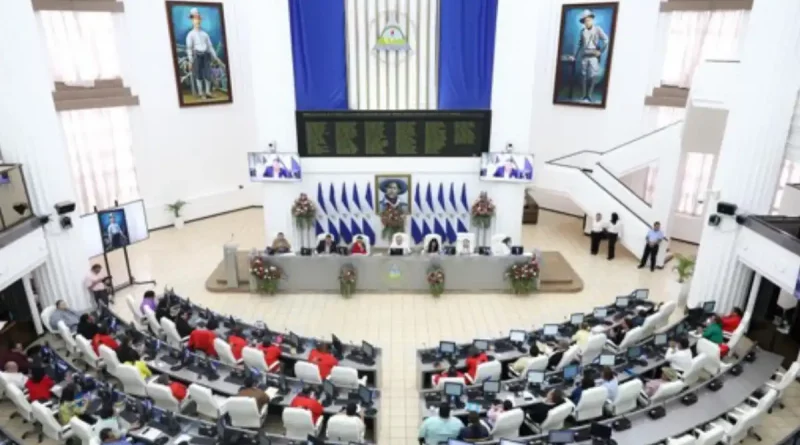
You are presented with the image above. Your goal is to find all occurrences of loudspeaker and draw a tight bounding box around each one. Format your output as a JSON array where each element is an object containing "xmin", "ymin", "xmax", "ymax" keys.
[
  {"xmin": 717, "ymin": 201, "xmax": 738, "ymax": 216},
  {"xmin": 300, "ymin": 247, "xmax": 312, "ymax": 256},
  {"xmin": 680, "ymin": 393, "xmax": 697, "ymax": 405},
  {"xmin": 54, "ymin": 201, "xmax": 76, "ymax": 215},
  {"xmin": 735, "ymin": 215, "xmax": 747, "ymax": 225},
  {"xmin": 708, "ymin": 379, "xmax": 723, "ymax": 391},
  {"xmin": 612, "ymin": 417, "xmax": 631, "ymax": 431},
  {"xmin": 647, "ymin": 406, "xmax": 666, "ymax": 419},
  {"xmin": 708, "ymin": 214, "xmax": 721, "ymax": 227},
  {"xmin": 443, "ymin": 246, "xmax": 456, "ymax": 255},
  {"xmin": 729, "ymin": 364, "xmax": 743, "ymax": 376}
]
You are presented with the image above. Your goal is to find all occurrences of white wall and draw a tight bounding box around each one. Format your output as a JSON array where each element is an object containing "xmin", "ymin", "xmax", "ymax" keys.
[
  {"xmin": 119, "ymin": 0, "xmax": 260, "ymax": 229},
  {"xmin": 0, "ymin": 229, "xmax": 48, "ymax": 292},
  {"xmin": 736, "ymin": 226, "xmax": 800, "ymax": 295}
]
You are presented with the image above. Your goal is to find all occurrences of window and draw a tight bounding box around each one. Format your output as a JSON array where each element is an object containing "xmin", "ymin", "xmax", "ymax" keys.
[
  {"xmin": 61, "ymin": 107, "xmax": 139, "ymax": 213},
  {"xmin": 661, "ymin": 10, "xmax": 748, "ymax": 88},
  {"xmin": 677, "ymin": 152, "xmax": 715, "ymax": 216},
  {"xmin": 39, "ymin": 11, "xmax": 121, "ymax": 83},
  {"xmin": 772, "ymin": 160, "xmax": 800, "ymax": 214}
]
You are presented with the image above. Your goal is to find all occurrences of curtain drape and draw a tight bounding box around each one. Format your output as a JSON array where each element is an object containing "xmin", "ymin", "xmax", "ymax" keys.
[
  {"xmin": 289, "ymin": 0, "xmax": 348, "ymax": 110},
  {"xmin": 437, "ymin": 0, "xmax": 498, "ymax": 109}
]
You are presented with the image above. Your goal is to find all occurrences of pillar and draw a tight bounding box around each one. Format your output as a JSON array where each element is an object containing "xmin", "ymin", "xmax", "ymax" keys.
[
  {"xmin": 688, "ymin": 0, "xmax": 800, "ymax": 312},
  {"xmin": 23, "ymin": 275, "xmax": 43, "ymax": 335},
  {"xmin": 0, "ymin": 1, "xmax": 92, "ymax": 311}
]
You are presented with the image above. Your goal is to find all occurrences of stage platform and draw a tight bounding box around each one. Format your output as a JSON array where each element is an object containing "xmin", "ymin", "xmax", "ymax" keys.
[{"xmin": 205, "ymin": 250, "xmax": 583, "ymax": 294}]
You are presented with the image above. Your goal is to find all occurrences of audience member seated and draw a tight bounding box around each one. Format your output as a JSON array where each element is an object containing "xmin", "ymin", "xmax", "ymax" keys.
[
  {"xmin": 700, "ymin": 315, "xmax": 724, "ymax": 344},
  {"xmin": 425, "ymin": 238, "xmax": 441, "ymax": 255},
  {"xmin": 547, "ymin": 339, "xmax": 570, "ymax": 370},
  {"xmin": 600, "ymin": 366, "xmax": 618, "ymax": 401},
  {"xmin": 721, "ymin": 307, "xmax": 744, "ymax": 333},
  {"xmin": 645, "ymin": 372, "xmax": 670, "ymax": 397},
  {"xmin": 510, "ymin": 343, "xmax": 541, "ymax": 375},
  {"xmin": 116, "ymin": 336, "xmax": 152, "ymax": 379},
  {"xmin": 76, "ymin": 314, "xmax": 98, "ymax": 344},
  {"xmin": 93, "ymin": 405, "xmax": 136, "ymax": 437},
  {"xmin": 58, "ymin": 383, "xmax": 86, "ymax": 425},
  {"xmin": 486, "ymin": 400, "xmax": 514, "ymax": 427},
  {"xmin": 309, "ymin": 343, "xmax": 339, "ymax": 379},
  {"xmin": 175, "ymin": 310, "xmax": 193, "ymax": 338},
  {"xmin": 99, "ymin": 428, "xmax": 129, "ymax": 445},
  {"xmin": 228, "ymin": 327, "xmax": 247, "ymax": 360},
  {"xmin": 139, "ymin": 291, "xmax": 157, "ymax": 317},
  {"xmin": 290, "ymin": 386, "xmax": 324, "ymax": 424},
  {"xmin": 610, "ymin": 318, "xmax": 633, "ymax": 345},
  {"xmin": 49, "ymin": 299, "xmax": 80, "ymax": 332},
  {"xmin": 91, "ymin": 324, "xmax": 119, "ymax": 355},
  {"xmin": 458, "ymin": 239, "xmax": 472, "ymax": 256},
  {"xmin": 0, "ymin": 341, "xmax": 30, "ymax": 374},
  {"xmin": 155, "ymin": 296, "xmax": 171, "ymax": 321},
  {"xmin": 525, "ymin": 388, "xmax": 565, "ymax": 424},
  {"xmin": 351, "ymin": 236, "xmax": 368, "ymax": 255},
  {"xmin": 155, "ymin": 375, "xmax": 187, "ymax": 402},
  {"xmin": 497, "ymin": 237, "xmax": 512, "ymax": 255},
  {"xmin": 389, "ymin": 234, "xmax": 410, "ymax": 255},
  {"xmin": 432, "ymin": 366, "xmax": 465, "ymax": 387},
  {"xmin": 571, "ymin": 322, "xmax": 591, "ymax": 348},
  {"xmin": 257, "ymin": 339, "xmax": 282, "ymax": 368},
  {"xmin": 465, "ymin": 347, "xmax": 489, "ymax": 380},
  {"xmin": 25, "ymin": 366, "xmax": 54, "ymax": 402},
  {"xmin": 418, "ymin": 404, "xmax": 464, "ymax": 445},
  {"xmin": 631, "ymin": 310, "xmax": 648, "ymax": 328},
  {"xmin": 457, "ymin": 411, "xmax": 490, "ymax": 441},
  {"xmin": 1, "ymin": 362, "xmax": 27, "ymax": 389},
  {"xmin": 238, "ymin": 376, "xmax": 269, "ymax": 411},
  {"xmin": 188, "ymin": 319, "xmax": 218, "ymax": 357},
  {"xmin": 663, "ymin": 337, "xmax": 693, "ymax": 378},
  {"xmin": 338, "ymin": 402, "xmax": 366, "ymax": 436},
  {"xmin": 316, "ymin": 234, "xmax": 337, "ymax": 254},
  {"xmin": 271, "ymin": 232, "xmax": 292, "ymax": 254},
  {"xmin": 571, "ymin": 374, "xmax": 595, "ymax": 404}
]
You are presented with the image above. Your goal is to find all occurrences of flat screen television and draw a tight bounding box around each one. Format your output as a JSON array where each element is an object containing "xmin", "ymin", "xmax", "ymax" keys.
[
  {"xmin": 81, "ymin": 199, "xmax": 150, "ymax": 258},
  {"xmin": 248, "ymin": 152, "xmax": 302, "ymax": 182},
  {"xmin": 479, "ymin": 153, "xmax": 534, "ymax": 182}
]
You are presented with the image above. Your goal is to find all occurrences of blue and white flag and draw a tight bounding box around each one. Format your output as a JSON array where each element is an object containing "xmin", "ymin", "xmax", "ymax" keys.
[
  {"xmin": 340, "ymin": 182, "xmax": 350, "ymax": 213},
  {"xmin": 317, "ymin": 182, "xmax": 327, "ymax": 215},
  {"xmin": 362, "ymin": 217, "xmax": 376, "ymax": 245},
  {"xmin": 339, "ymin": 219, "xmax": 353, "ymax": 244},
  {"xmin": 352, "ymin": 183, "xmax": 362, "ymax": 212},
  {"xmin": 365, "ymin": 182, "xmax": 374, "ymax": 211},
  {"xmin": 328, "ymin": 183, "xmax": 338, "ymax": 214}
]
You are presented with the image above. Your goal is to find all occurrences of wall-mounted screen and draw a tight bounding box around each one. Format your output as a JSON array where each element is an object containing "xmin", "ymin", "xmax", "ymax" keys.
[
  {"xmin": 248, "ymin": 152, "xmax": 302, "ymax": 182},
  {"xmin": 81, "ymin": 200, "xmax": 149, "ymax": 258},
  {"xmin": 479, "ymin": 153, "xmax": 534, "ymax": 182}
]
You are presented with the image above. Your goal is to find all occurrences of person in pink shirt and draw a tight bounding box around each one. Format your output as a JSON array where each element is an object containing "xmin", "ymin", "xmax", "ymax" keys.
[{"xmin": 139, "ymin": 290, "xmax": 156, "ymax": 315}]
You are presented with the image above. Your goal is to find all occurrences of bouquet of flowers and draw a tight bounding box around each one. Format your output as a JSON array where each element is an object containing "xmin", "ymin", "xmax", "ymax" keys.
[
  {"xmin": 250, "ymin": 256, "xmax": 285, "ymax": 295},
  {"xmin": 471, "ymin": 192, "xmax": 496, "ymax": 229},
  {"xmin": 504, "ymin": 259, "xmax": 540, "ymax": 295},
  {"xmin": 339, "ymin": 264, "xmax": 357, "ymax": 298},
  {"xmin": 427, "ymin": 265, "xmax": 446, "ymax": 297},
  {"xmin": 380, "ymin": 207, "xmax": 406, "ymax": 240},
  {"xmin": 291, "ymin": 193, "xmax": 317, "ymax": 229}
]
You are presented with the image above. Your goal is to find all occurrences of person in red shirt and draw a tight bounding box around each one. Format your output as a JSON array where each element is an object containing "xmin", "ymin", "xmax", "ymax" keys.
[
  {"xmin": 257, "ymin": 339, "xmax": 282, "ymax": 369},
  {"xmin": 721, "ymin": 307, "xmax": 744, "ymax": 333},
  {"xmin": 351, "ymin": 236, "xmax": 368, "ymax": 255},
  {"xmin": 432, "ymin": 366, "xmax": 465, "ymax": 387},
  {"xmin": 308, "ymin": 343, "xmax": 338, "ymax": 379},
  {"xmin": 465, "ymin": 347, "xmax": 488, "ymax": 380},
  {"xmin": 227, "ymin": 328, "xmax": 247, "ymax": 360},
  {"xmin": 188, "ymin": 319, "xmax": 218, "ymax": 357},
  {"xmin": 25, "ymin": 366, "xmax": 54, "ymax": 402},
  {"xmin": 91, "ymin": 324, "xmax": 119, "ymax": 355},
  {"xmin": 290, "ymin": 386, "xmax": 324, "ymax": 424},
  {"xmin": 156, "ymin": 375, "xmax": 187, "ymax": 401}
]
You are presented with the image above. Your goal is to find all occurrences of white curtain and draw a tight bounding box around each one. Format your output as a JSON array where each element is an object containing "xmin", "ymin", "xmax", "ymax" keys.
[
  {"xmin": 39, "ymin": 11, "xmax": 121, "ymax": 83},
  {"xmin": 61, "ymin": 107, "xmax": 139, "ymax": 213},
  {"xmin": 661, "ymin": 10, "xmax": 748, "ymax": 88},
  {"xmin": 677, "ymin": 152, "xmax": 715, "ymax": 216}
]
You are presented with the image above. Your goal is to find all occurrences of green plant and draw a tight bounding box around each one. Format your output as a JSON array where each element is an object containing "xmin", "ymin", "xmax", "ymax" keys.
[
  {"xmin": 250, "ymin": 257, "xmax": 284, "ymax": 295},
  {"xmin": 426, "ymin": 266, "xmax": 445, "ymax": 297},
  {"xmin": 166, "ymin": 200, "xmax": 187, "ymax": 218},
  {"xmin": 339, "ymin": 264, "xmax": 357, "ymax": 298},
  {"xmin": 504, "ymin": 259, "xmax": 540, "ymax": 295},
  {"xmin": 672, "ymin": 254, "xmax": 696, "ymax": 283}
]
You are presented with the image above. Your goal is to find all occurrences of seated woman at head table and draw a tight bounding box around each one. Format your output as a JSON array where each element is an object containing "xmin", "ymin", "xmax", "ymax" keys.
[
  {"xmin": 457, "ymin": 238, "xmax": 473, "ymax": 256},
  {"xmin": 351, "ymin": 236, "xmax": 368, "ymax": 255},
  {"xmin": 270, "ymin": 232, "xmax": 291, "ymax": 254},
  {"xmin": 388, "ymin": 234, "xmax": 410, "ymax": 255},
  {"xmin": 424, "ymin": 237, "xmax": 441, "ymax": 255}
]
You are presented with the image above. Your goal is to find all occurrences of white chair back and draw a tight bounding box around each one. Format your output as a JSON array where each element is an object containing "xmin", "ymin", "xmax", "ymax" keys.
[
  {"xmin": 573, "ymin": 386, "xmax": 608, "ymax": 421},
  {"xmin": 456, "ymin": 232, "xmax": 476, "ymax": 251},
  {"xmin": 282, "ymin": 407, "xmax": 316, "ymax": 439},
  {"xmin": 242, "ymin": 346, "xmax": 270, "ymax": 374},
  {"xmin": 681, "ymin": 353, "xmax": 708, "ymax": 386},
  {"xmin": 143, "ymin": 306, "xmax": 162, "ymax": 336},
  {"xmin": 696, "ymin": 339, "xmax": 726, "ymax": 375},
  {"xmin": 98, "ymin": 344, "xmax": 121, "ymax": 376},
  {"xmin": 722, "ymin": 407, "xmax": 757, "ymax": 444},
  {"xmin": 752, "ymin": 389, "xmax": 778, "ymax": 422},
  {"xmin": 473, "ymin": 361, "xmax": 502, "ymax": 383},
  {"xmin": 608, "ymin": 379, "xmax": 643, "ymax": 415},
  {"xmin": 161, "ymin": 317, "xmax": 184, "ymax": 348},
  {"xmin": 57, "ymin": 320, "xmax": 77, "ymax": 355},
  {"xmin": 580, "ymin": 334, "xmax": 606, "ymax": 366},
  {"xmin": 773, "ymin": 362, "xmax": 800, "ymax": 396},
  {"xmin": 435, "ymin": 377, "xmax": 466, "ymax": 391},
  {"xmin": 655, "ymin": 301, "xmax": 677, "ymax": 330},
  {"xmin": 726, "ymin": 322, "xmax": 747, "ymax": 353},
  {"xmin": 555, "ymin": 345, "xmax": 581, "ymax": 371},
  {"xmin": 125, "ymin": 295, "xmax": 145, "ymax": 330},
  {"xmin": 328, "ymin": 366, "xmax": 365, "ymax": 389},
  {"xmin": 422, "ymin": 234, "xmax": 442, "ymax": 252},
  {"xmin": 522, "ymin": 355, "xmax": 549, "ymax": 374},
  {"xmin": 641, "ymin": 313, "xmax": 661, "ymax": 337},
  {"xmin": 391, "ymin": 232, "xmax": 410, "ymax": 249},
  {"xmin": 75, "ymin": 334, "xmax": 102, "ymax": 369},
  {"xmin": 32, "ymin": 401, "xmax": 68, "ymax": 439},
  {"xmin": 147, "ymin": 381, "xmax": 181, "ymax": 412},
  {"xmin": 294, "ymin": 361, "xmax": 322, "ymax": 385},
  {"xmin": 224, "ymin": 397, "xmax": 263, "ymax": 429},
  {"xmin": 6, "ymin": 384, "xmax": 32, "ymax": 422},
  {"xmin": 617, "ymin": 326, "xmax": 644, "ymax": 351},
  {"xmin": 491, "ymin": 408, "xmax": 524, "ymax": 438},
  {"xmin": 491, "ymin": 233, "xmax": 509, "ymax": 255},
  {"xmin": 117, "ymin": 363, "xmax": 147, "ymax": 396},
  {"xmin": 326, "ymin": 415, "xmax": 365, "ymax": 442},
  {"xmin": 214, "ymin": 338, "xmax": 239, "ymax": 366},
  {"xmin": 69, "ymin": 416, "xmax": 95, "ymax": 445},
  {"xmin": 695, "ymin": 425, "xmax": 724, "ymax": 445},
  {"xmin": 650, "ymin": 380, "xmax": 685, "ymax": 404},
  {"xmin": 666, "ymin": 436, "xmax": 696, "ymax": 445},
  {"xmin": 40, "ymin": 306, "xmax": 57, "ymax": 334},
  {"xmin": 187, "ymin": 383, "xmax": 221, "ymax": 419},
  {"xmin": 537, "ymin": 402, "xmax": 573, "ymax": 433}
]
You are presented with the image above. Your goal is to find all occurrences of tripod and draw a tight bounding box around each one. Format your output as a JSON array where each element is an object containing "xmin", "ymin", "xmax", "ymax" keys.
[{"xmin": 103, "ymin": 243, "xmax": 156, "ymax": 299}]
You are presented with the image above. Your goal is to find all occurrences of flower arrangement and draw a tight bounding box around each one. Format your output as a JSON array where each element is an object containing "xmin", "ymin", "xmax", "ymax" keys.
[
  {"xmin": 470, "ymin": 192, "xmax": 496, "ymax": 229},
  {"xmin": 504, "ymin": 259, "xmax": 540, "ymax": 295},
  {"xmin": 339, "ymin": 264, "xmax": 357, "ymax": 298},
  {"xmin": 249, "ymin": 256, "xmax": 284, "ymax": 295},
  {"xmin": 427, "ymin": 265, "xmax": 446, "ymax": 297},
  {"xmin": 380, "ymin": 207, "xmax": 406, "ymax": 239},
  {"xmin": 291, "ymin": 193, "xmax": 317, "ymax": 229}
]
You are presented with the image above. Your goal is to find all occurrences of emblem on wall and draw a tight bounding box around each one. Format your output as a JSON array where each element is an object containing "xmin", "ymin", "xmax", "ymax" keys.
[{"xmin": 374, "ymin": 18, "xmax": 411, "ymax": 52}]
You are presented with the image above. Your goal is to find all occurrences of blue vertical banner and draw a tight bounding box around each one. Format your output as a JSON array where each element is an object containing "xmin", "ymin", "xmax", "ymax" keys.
[
  {"xmin": 289, "ymin": 0, "xmax": 348, "ymax": 110},
  {"xmin": 437, "ymin": 0, "xmax": 499, "ymax": 109}
]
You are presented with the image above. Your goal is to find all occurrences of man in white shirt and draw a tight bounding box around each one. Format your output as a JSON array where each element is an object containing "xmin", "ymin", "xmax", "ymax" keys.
[
  {"xmin": 1, "ymin": 362, "xmax": 27, "ymax": 389},
  {"xmin": 589, "ymin": 213, "xmax": 606, "ymax": 255},
  {"xmin": 85, "ymin": 264, "xmax": 110, "ymax": 307},
  {"xmin": 663, "ymin": 337, "xmax": 693, "ymax": 378},
  {"xmin": 638, "ymin": 221, "xmax": 666, "ymax": 271},
  {"xmin": 186, "ymin": 8, "xmax": 223, "ymax": 100}
]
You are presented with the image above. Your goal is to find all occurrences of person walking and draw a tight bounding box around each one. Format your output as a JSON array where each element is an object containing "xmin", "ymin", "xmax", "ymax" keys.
[{"xmin": 589, "ymin": 213, "xmax": 607, "ymax": 255}]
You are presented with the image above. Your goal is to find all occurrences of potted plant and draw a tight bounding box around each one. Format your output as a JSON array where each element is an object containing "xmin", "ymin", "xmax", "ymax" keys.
[
  {"xmin": 504, "ymin": 259, "xmax": 540, "ymax": 295},
  {"xmin": 249, "ymin": 256, "xmax": 285, "ymax": 295},
  {"xmin": 166, "ymin": 200, "xmax": 187, "ymax": 229},
  {"xmin": 379, "ymin": 207, "xmax": 406, "ymax": 240},
  {"xmin": 470, "ymin": 192, "xmax": 496, "ymax": 229},
  {"xmin": 339, "ymin": 264, "xmax": 357, "ymax": 298},
  {"xmin": 671, "ymin": 253, "xmax": 695, "ymax": 308},
  {"xmin": 426, "ymin": 265, "xmax": 445, "ymax": 298}
]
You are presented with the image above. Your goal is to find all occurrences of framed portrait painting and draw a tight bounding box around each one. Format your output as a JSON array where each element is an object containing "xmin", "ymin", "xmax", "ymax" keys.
[
  {"xmin": 375, "ymin": 174, "xmax": 412, "ymax": 214},
  {"xmin": 165, "ymin": 1, "xmax": 233, "ymax": 107},
  {"xmin": 552, "ymin": 2, "xmax": 619, "ymax": 108}
]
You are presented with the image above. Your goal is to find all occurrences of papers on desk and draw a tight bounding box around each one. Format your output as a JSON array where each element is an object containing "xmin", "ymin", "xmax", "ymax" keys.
[
  {"xmin": 266, "ymin": 387, "xmax": 279, "ymax": 400},
  {"xmin": 132, "ymin": 427, "xmax": 163, "ymax": 442},
  {"xmin": 174, "ymin": 434, "xmax": 194, "ymax": 443}
]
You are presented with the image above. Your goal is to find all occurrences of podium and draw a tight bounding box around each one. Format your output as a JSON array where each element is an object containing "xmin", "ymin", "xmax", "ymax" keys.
[{"xmin": 223, "ymin": 243, "xmax": 239, "ymax": 288}]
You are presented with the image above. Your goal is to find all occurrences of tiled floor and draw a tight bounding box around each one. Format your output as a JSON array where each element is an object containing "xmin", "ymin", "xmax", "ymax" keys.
[{"xmin": 1, "ymin": 209, "xmax": 796, "ymax": 444}]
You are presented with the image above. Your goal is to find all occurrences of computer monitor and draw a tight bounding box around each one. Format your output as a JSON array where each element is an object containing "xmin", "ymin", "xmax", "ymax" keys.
[
  {"xmin": 358, "ymin": 385, "xmax": 373, "ymax": 406},
  {"xmin": 548, "ymin": 430, "xmax": 575, "ymax": 444},
  {"xmin": 590, "ymin": 422, "xmax": 612, "ymax": 439},
  {"xmin": 323, "ymin": 379, "xmax": 336, "ymax": 399},
  {"xmin": 633, "ymin": 289, "xmax": 649, "ymax": 300},
  {"xmin": 563, "ymin": 364, "xmax": 579, "ymax": 381},
  {"xmin": 627, "ymin": 346, "xmax": 642, "ymax": 359},
  {"xmin": 362, "ymin": 340, "xmax": 375, "ymax": 358},
  {"xmin": 473, "ymin": 339, "xmax": 490, "ymax": 352},
  {"xmin": 615, "ymin": 296, "xmax": 629, "ymax": 308},
  {"xmin": 593, "ymin": 307, "xmax": 608, "ymax": 319},
  {"xmin": 654, "ymin": 333, "xmax": 668, "ymax": 346},
  {"xmin": 527, "ymin": 370, "xmax": 545, "ymax": 385},
  {"xmin": 543, "ymin": 324, "xmax": 559, "ymax": 336},
  {"xmin": 499, "ymin": 441, "xmax": 527, "ymax": 445},
  {"xmin": 570, "ymin": 313, "xmax": 585, "ymax": 325},
  {"xmin": 599, "ymin": 354, "xmax": 615, "ymax": 366},
  {"xmin": 443, "ymin": 382, "xmax": 463, "ymax": 398},
  {"xmin": 482, "ymin": 380, "xmax": 500, "ymax": 396},
  {"xmin": 447, "ymin": 440, "xmax": 472, "ymax": 445},
  {"xmin": 509, "ymin": 330, "xmax": 527, "ymax": 343},
  {"xmin": 439, "ymin": 341, "xmax": 457, "ymax": 355},
  {"xmin": 703, "ymin": 301, "xmax": 716, "ymax": 314}
]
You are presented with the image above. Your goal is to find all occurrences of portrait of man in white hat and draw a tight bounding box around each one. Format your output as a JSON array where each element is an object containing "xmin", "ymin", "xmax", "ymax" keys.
[{"xmin": 185, "ymin": 7, "xmax": 224, "ymax": 100}]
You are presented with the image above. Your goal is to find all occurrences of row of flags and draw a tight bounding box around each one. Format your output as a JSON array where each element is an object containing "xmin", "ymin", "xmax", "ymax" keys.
[{"xmin": 313, "ymin": 181, "xmax": 472, "ymax": 246}]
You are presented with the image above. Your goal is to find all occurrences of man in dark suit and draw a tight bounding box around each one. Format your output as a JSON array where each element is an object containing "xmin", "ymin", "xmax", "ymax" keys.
[
  {"xmin": 316, "ymin": 234, "xmax": 336, "ymax": 254},
  {"xmin": 263, "ymin": 156, "xmax": 290, "ymax": 178},
  {"xmin": 493, "ymin": 156, "xmax": 521, "ymax": 179}
]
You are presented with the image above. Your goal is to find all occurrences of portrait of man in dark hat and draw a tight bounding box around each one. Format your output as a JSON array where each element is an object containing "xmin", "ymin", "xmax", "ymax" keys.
[{"xmin": 375, "ymin": 175, "xmax": 411, "ymax": 213}]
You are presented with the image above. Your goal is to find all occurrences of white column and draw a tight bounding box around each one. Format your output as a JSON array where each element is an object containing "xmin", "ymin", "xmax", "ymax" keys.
[
  {"xmin": 688, "ymin": 0, "xmax": 800, "ymax": 312},
  {"xmin": 23, "ymin": 274, "xmax": 43, "ymax": 335},
  {"xmin": 0, "ymin": 1, "xmax": 91, "ymax": 311}
]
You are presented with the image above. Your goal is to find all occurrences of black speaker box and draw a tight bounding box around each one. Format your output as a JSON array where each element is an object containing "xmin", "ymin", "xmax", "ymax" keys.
[{"xmin": 717, "ymin": 201, "xmax": 738, "ymax": 216}]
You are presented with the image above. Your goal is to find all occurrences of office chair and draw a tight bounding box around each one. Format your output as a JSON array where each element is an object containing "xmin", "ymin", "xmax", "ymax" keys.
[
  {"xmin": 465, "ymin": 361, "xmax": 502, "ymax": 384},
  {"xmin": 572, "ymin": 386, "xmax": 608, "ymax": 422},
  {"xmin": 214, "ymin": 338, "xmax": 242, "ymax": 367},
  {"xmin": 509, "ymin": 355, "xmax": 548, "ymax": 378},
  {"xmin": 724, "ymin": 317, "xmax": 749, "ymax": 356},
  {"xmin": 32, "ymin": 400, "xmax": 74, "ymax": 442},
  {"xmin": 282, "ymin": 407, "xmax": 324, "ymax": 440},
  {"xmin": 187, "ymin": 383, "xmax": 226, "ymax": 420},
  {"xmin": 640, "ymin": 313, "xmax": 661, "ymax": 338},
  {"xmin": 580, "ymin": 333, "xmax": 607, "ymax": 366},
  {"xmin": 679, "ymin": 353, "xmax": 709, "ymax": 386},
  {"xmin": 242, "ymin": 346, "xmax": 280, "ymax": 374},
  {"xmin": 665, "ymin": 435, "xmax": 696, "ymax": 445},
  {"xmin": 328, "ymin": 366, "xmax": 368, "ymax": 389},
  {"xmin": 422, "ymin": 234, "xmax": 442, "ymax": 254},
  {"xmin": 639, "ymin": 380, "xmax": 684, "ymax": 406},
  {"xmin": 654, "ymin": 301, "xmax": 676, "ymax": 331},
  {"xmin": 690, "ymin": 424, "xmax": 725, "ymax": 445},
  {"xmin": 326, "ymin": 414, "xmax": 366, "ymax": 442},
  {"xmin": 554, "ymin": 345, "xmax": 581, "ymax": 372},
  {"xmin": 147, "ymin": 381, "xmax": 182, "ymax": 412},
  {"xmin": 604, "ymin": 378, "xmax": 642, "ymax": 416},
  {"xmin": 69, "ymin": 416, "xmax": 96, "ymax": 445},
  {"xmin": 125, "ymin": 295, "xmax": 147, "ymax": 331},
  {"xmin": 222, "ymin": 397, "xmax": 268, "ymax": 429},
  {"xmin": 696, "ymin": 339, "xmax": 732, "ymax": 376},
  {"xmin": 56, "ymin": 320, "xmax": 77, "ymax": 358},
  {"xmin": 40, "ymin": 306, "xmax": 57, "ymax": 336},
  {"xmin": 6, "ymin": 384, "xmax": 36, "ymax": 439},
  {"xmin": 116, "ymin": 363, "xmax": 148, "ymax": 397},
  {"xmin": 531, "ymin": 401, "xmax": 573, "ymax": 434},
  {"xmin": 74, "ymin": 335, "xmax": 103, "ymax": 371},
  {"xmin": 763, "ymin": 361, "xmax": 800, "ymax": 409},
  {"xmin": 606, "ymin": 326, "xmax": 644, "ymax": 353},
  {"xmin": 142, "ymin": 306, "xmax": 162, "ymax": 337},
  {"xmin": 98, "ymin": 344, "xmax": 121, "ymax": 377},
  {"xmin": 294, "ymin": 361, "xmax": 323, "ymax": 385},
  {"xmin": 161, "ymin": 317, "xmax": 188, "ymax": 348},
  {"xmin": 486, "ymin": 408, "xmax": 524, "ymax": 438}
]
